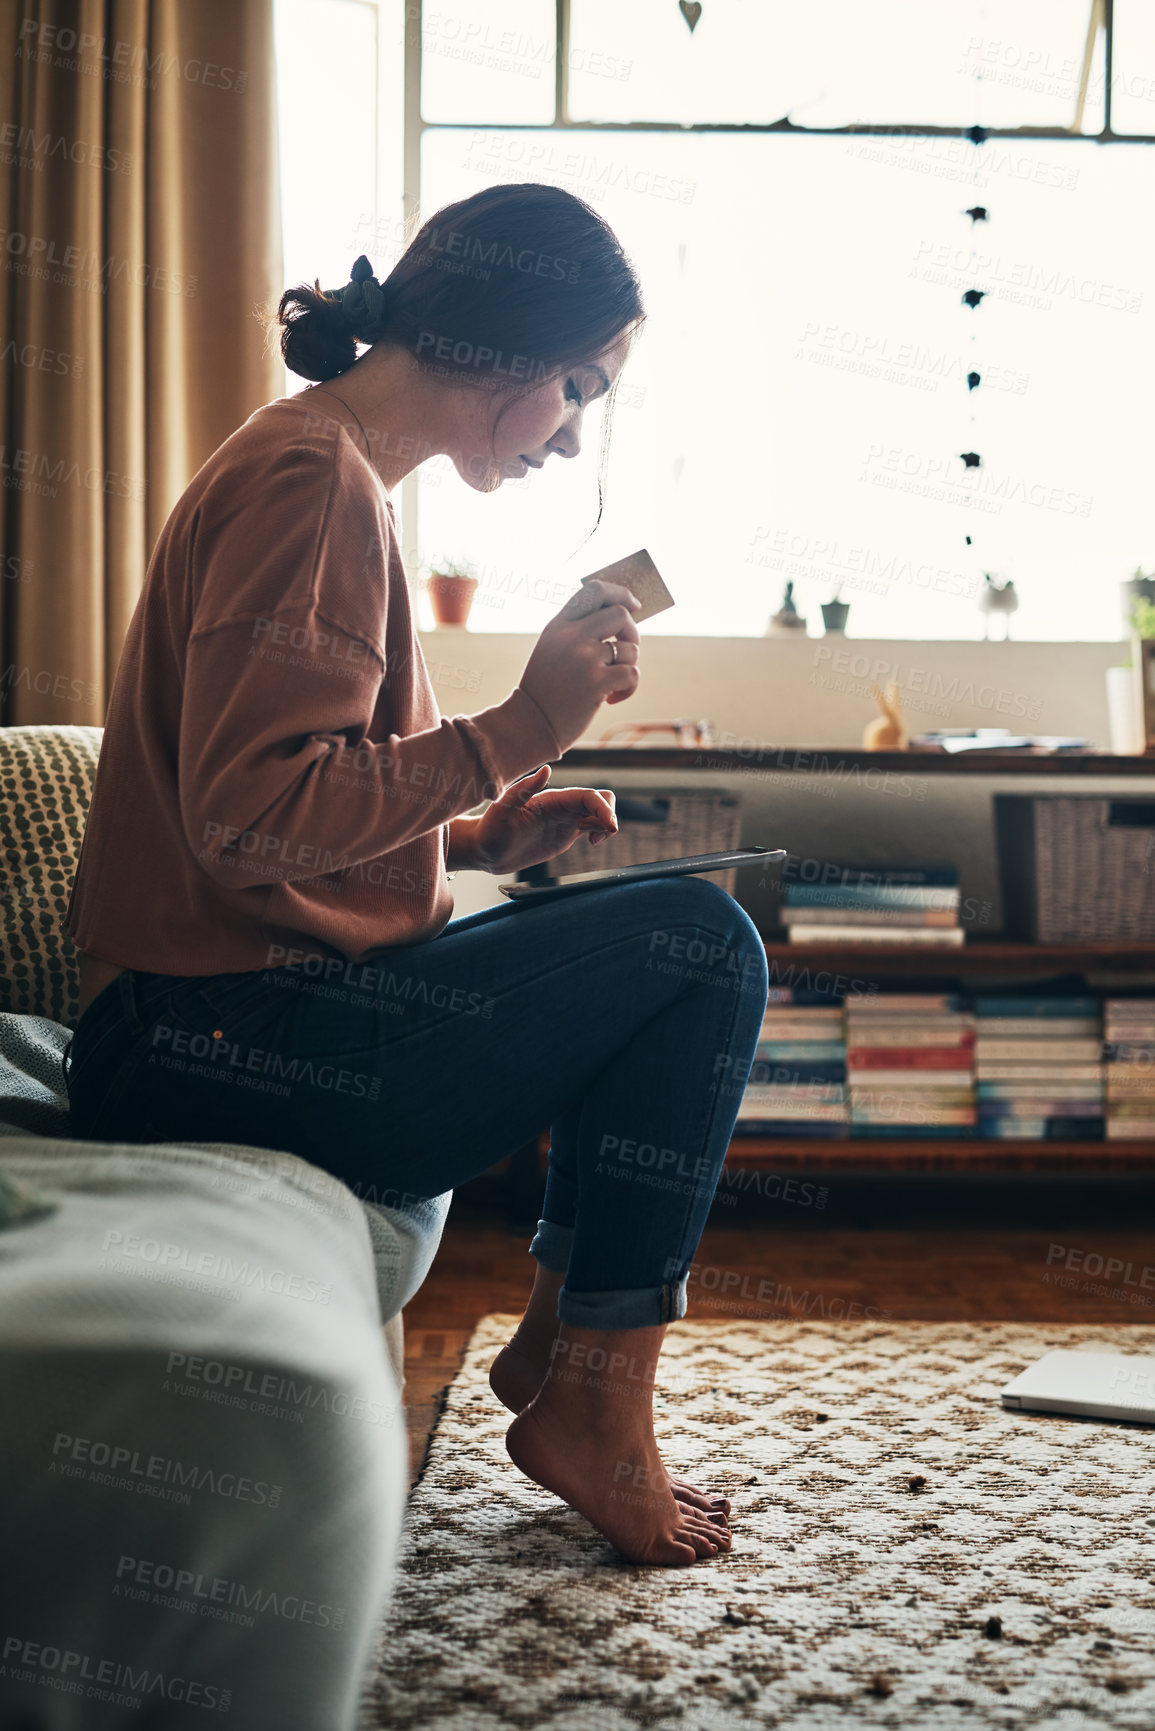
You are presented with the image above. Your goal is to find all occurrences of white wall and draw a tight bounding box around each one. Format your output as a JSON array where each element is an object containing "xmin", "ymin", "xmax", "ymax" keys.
[{"xmin": 419, "ymin": 632, "xmax": 1126, "ymax": 749}]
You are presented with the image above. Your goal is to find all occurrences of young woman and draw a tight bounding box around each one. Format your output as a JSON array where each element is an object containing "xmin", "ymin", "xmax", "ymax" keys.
[{"xmin": 63, "ymin": 183, "xmax": 769, "ymax": 1568}]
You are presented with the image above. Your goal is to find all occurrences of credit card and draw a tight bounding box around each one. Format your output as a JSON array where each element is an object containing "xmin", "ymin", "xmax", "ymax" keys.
[{"xmin": 580, "ymin": 548, "xmax": 674, "ymax": 623}]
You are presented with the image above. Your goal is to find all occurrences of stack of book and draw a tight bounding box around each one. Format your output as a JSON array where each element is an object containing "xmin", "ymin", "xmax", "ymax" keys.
[
  {"xmin": 734, "ymin": 988, "xmax": 848, "ymax": 1138},
  {"xmin": 845, "ymin": 994, "xmax": 976, "ymax": 1136},
  {"xmin": 1103, "ymin": 998, "xmax": 1155, "ymax": 1141},
  {"xmin": 781, "ymin": 866, "xmax": 965, "ymax": 947},
  {"xmin": 973, "ymin": 996, "xmax": 1104, "ymax": 1139}
]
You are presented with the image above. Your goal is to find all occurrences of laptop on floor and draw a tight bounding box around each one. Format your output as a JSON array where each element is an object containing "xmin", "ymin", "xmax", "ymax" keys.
[{"xmin": 1001, "ymin": 1350, "xmax": 1155, "ymax": 1424}]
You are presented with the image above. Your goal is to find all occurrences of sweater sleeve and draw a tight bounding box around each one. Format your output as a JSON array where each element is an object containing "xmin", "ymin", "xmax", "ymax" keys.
[
  {"xmin": 179, "ymin": 605, "xmax": 560, "ymax": 887},
  {"xmin": 177, "ymin": 416, "xmax": 560, "ymax": 889}
]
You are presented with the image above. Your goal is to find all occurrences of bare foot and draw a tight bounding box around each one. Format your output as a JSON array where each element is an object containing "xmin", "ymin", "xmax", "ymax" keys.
[
  {"xmin": 506, "ymin": 1401, "xmax": 731, "ymax": 1567},
  {"xmin": 490, "ymin": 1337, "xmax": 731, "ymax": 1523}
]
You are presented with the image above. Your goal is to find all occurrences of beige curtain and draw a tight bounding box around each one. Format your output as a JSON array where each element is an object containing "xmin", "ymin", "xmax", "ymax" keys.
[{"xmin": 0, "ymin": 0, "xmax": 282, "ymax": 725}]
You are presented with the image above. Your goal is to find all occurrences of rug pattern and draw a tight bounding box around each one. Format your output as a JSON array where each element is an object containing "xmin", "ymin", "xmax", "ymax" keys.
[{"xmin": 366, "ymin": 1319, "xmax": 1155, "ymax": 1731}]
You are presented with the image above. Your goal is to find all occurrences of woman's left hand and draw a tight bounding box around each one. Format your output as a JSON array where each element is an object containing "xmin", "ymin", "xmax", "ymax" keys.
[{"xmin": 472, "ymin": 766, "xmax": 618, "ymax": 874}]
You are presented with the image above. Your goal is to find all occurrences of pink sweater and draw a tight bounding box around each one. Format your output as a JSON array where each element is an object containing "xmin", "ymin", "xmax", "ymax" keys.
[{"xmin": 64, "ymin": 390, "xmax": 560, "ymax": 975}]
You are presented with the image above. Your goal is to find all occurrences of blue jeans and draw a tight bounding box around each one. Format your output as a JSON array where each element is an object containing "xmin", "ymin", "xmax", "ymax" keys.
[{"xmin": 65, "ymin": 877, "xmax": 769, "ymax": 1330}]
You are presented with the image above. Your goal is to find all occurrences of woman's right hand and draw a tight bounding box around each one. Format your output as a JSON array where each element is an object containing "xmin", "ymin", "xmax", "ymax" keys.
[{"xmin": 518, "ymin": 579, "xmax": 642, "ymax": 752}]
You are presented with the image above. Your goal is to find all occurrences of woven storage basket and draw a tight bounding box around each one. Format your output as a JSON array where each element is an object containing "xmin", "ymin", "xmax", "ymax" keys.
[
  {"xmin": 546, "ymin": 788, "xmax": 743, "ymax": 895},
  {"xmin": 995, "ymin": 794, "xmax": 1155, "ymax": 942}
]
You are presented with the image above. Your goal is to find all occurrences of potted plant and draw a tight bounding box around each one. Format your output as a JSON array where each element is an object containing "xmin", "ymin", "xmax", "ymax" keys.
[
  {"xmin": 424, "ymin": 557, "xmax": 478, "ymax": 628},
  {"xmin": 1121, "ymin": 564, "xmax": 1155, "ymax": 635},
  {"xmin": 1130, "ymin": 596, "xmax": 1155, "ymax": 641},
  {"xmin": 819, "ymin": 586, "xmax": 850, "ymax": 635},
  {"xmin": 978, "ymin": 571, "xmax": 1019, "ymax": 640},
  {"xmin": 1108, "ymin": 596, "xmax": 1155, "ymax": 754}
]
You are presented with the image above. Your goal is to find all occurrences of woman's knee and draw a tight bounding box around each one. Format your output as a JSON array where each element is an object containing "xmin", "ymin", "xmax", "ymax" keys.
[{"xmin": 638, "ymin": 875, "xmax": 768, "ymax": 984}]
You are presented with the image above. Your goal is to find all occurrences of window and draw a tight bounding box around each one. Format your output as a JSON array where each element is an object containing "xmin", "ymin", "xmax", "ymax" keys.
[
  {"xmin": 274, "ymin": 0, "xmax": 404, "ymax": 377},
  {"xmin": 277, "ymin": 1, "xmax": 1155, "ymax": 641}
]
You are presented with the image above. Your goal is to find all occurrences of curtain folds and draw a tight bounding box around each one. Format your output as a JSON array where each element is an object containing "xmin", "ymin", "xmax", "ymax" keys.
[{"xmin": 0, "ymin": 0, "xmax": 282, "ymax": 724}]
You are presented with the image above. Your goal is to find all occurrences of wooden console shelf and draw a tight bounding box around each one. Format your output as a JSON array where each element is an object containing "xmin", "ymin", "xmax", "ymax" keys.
[
  {"xmin": 723, "ymin": 1135, "xmax": 1155, "ymax": 1174},
  {"xmin": 560, "ymin": 747, "xmax": 1155, "ymax": 776},
  {"xmin": 529, "ymin": 1129, "xmax": 1155, "ymax": 1178},
  {"xmin": 529, "ymin": 1128, "xmax": 1155, "ymax": 1184},
  {"xmin": 525, "ymin": 745, "xmax": 1155, "ymax": 1181}
]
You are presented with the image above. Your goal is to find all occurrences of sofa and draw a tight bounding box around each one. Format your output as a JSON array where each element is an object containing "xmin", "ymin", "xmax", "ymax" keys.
[{"xmin": 0, "ymin": 725, "xmax": 451, "ymax": 1729}]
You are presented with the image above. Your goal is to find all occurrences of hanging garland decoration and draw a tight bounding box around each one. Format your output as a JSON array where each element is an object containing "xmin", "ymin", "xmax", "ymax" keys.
[
  {"xmin": 959, "ymin": 0, "xmax": 1001, "ymax": 636},
  {"xmin": 959, "ymin": 120, "xmax": 989, "ymax": 600},
  {"xmin": 958, "ymin": 3, "xmax": 1019, "ymax": 637}
]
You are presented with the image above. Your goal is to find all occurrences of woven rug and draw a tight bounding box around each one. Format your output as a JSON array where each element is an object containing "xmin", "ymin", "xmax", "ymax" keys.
[{"xmin": 365, "ymin": 1319, "xmax": 1155, "ymax": 1731}]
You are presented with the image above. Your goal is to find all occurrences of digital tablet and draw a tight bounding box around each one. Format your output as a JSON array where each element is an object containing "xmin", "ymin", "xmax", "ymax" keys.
[{"xmin": 499, "ymin": 847, "xmax": 785, "ymax": 902}]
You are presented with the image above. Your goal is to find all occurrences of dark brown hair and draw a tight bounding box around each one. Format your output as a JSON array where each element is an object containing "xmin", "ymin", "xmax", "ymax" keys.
[{"xmin": 276, "ymin": 182, "xmax": 645, "ymax": 536}]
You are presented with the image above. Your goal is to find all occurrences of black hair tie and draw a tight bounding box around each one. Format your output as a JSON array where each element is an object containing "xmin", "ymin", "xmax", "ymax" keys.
[{"xmin": 324, "ymin": 254, "xmax": 390, "ymax": 341}]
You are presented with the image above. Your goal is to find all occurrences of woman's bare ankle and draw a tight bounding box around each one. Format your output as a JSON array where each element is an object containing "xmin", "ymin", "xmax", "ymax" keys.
[{"xmin": 536, "ymin": 1321, "xmax": 666, "ymax": 1417}]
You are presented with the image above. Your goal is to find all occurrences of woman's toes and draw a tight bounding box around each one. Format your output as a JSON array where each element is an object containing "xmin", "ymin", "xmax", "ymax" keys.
[
  {"xmin": 668, "ymin": 1475, "xmax": 732, "ymax": 1518},
  {"xmin": 685, "ymin": 1513, "xmax": 732, "ymax": 1549},
  {"xmin": 679, "ymin": 1521, "xmax": 719, "ymax": 1558},
  {"xmin": 683, "ymin": 1508, "xmax": 729, "ymax": 1538},
  {"xmin": 671, "ymin": 1483, "xmax": 712, "ymax": 1511}
]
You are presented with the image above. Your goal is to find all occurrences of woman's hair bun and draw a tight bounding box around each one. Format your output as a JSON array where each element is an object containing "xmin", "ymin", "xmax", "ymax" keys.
[{"xmin": 276, "ymin": 283, "xmax": 359, "ymax": 382}]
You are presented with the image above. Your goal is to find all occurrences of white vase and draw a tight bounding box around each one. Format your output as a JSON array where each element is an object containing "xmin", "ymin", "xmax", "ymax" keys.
[{"xmin": 1106, "ymin": 664, "xmax": 1143, "ymax": 753}]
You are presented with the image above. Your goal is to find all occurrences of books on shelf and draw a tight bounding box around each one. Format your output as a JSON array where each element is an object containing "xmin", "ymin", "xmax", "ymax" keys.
[
  {"xmin": 732, "ymin": 990, "xmax": 1155, "ymax": 1147},
  {"xmin": 780, "ymin": 906, "xmax": 958, "ymax": 928},
  {"xmin": 845, "ymin": 993, "xmax": 975, "ymax": 1136},
  {"xmin": 733, "ymin": 989, "xmax": 849, "ymax": 1137},
  {"xmin": 976, "ymin": 1066, "xmax": 1103, "ymax": 1082},
  {"xmin": 849, "ymin": 1047, "xmax": 972, "ymax": 1068},
  {"xmin": 975, "ymin": 1039, "xmax": 1102, "ymax": 1062},
  {"xmin": 976, "ymin": 1118, "xmax": 1105, "ymax": 1140},
  {"xmin": 849, "ymin": 1018, "xmax": 975, "ymax": 1046},
  {"xmin": 976, "ymin": 1017, "xmax": 1101, "ymax": 1036},
  {"xmin": 785, "ymin": 924, "xmax": 966, "ymax": 947},
  {"xmin": 973, "ymin": 996, "xmax": 1104, "ymax": 1139},
  {"xmin": 782, "ymin": 865, "xmax": 965, "ymax": 948},
  {"xmin": 1104, "ymin": 998, "xmax": 1155, "ymax": 1141}
]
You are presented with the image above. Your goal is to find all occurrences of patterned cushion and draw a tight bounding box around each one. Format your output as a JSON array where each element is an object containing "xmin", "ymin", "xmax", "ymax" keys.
[{"xmin": 0, "ymin": 726, "xmax": 103, "ymax": 1029}]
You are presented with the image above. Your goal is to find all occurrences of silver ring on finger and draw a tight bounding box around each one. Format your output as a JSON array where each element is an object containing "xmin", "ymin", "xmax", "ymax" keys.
[{"xmin": 605, "ymin": 639, "xmax": 618, "ymax": 666}]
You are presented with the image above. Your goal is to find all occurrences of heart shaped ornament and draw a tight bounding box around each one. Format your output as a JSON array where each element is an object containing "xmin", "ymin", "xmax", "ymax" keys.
[{"xmin": 679, "ymin": 0, "xmax": 702, "ymax": 32}]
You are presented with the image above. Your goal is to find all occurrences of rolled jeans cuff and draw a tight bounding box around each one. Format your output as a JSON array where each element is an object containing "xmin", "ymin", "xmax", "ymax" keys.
[
  {"xmin": 556, "ymin": 1276, "xmax": 689, "ymax": 1331},
  {"xmin": 528, "ymin": 1218, "xmax": 574, "ymax": 1274}
]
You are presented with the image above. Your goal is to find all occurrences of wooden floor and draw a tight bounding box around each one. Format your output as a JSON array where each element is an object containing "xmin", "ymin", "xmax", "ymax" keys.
[{"xmin": 398, "ymin": 1172, "xmax": 1155, "ymax": 1481}]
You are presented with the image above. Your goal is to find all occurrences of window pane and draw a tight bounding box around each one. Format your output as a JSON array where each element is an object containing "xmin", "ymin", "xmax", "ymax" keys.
[
  {"xmin": 420, "ymin": 127, "xmax": 1155, "ymax": 640},
  {"xmin": 568, "ymin": 0, "xmax": 1101, "ymax": 131},
  {"xmin": 420, "ymin": 0, "xmax": 556, "ymax": 124},
  {"xmin": 276, "ymin": 0, "xmax": 379, "ymax": 300},
  {"xmin": 1112, "ymin": 0, "xmax": 1155, "ymax": 134}
]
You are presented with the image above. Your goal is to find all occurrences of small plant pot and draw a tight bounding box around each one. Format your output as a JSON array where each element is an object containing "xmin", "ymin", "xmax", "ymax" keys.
[
  {"xmin": 1122, "ymin": 576, "xmax": 1155, "ymax": 634},
  {"xmin": 429, "ymin": 574, "xmax": 478, "ymax": 627},
  {"xmin": 820, "ymin": 600, "xmax": 850, "ymax": 634}
]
